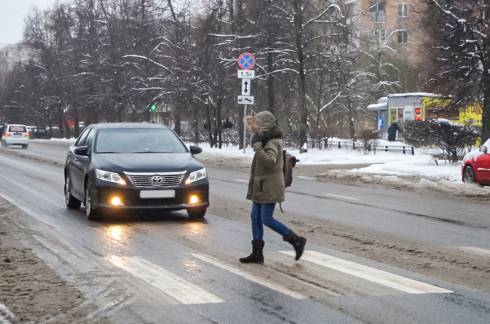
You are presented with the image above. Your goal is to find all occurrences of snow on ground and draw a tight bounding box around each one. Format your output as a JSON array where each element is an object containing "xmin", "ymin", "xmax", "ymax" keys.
[
  {"xmin": 192, "ymin": 142, "xmax": 460, "ymax": 182},
  {"xmin": 351, "ymin": 156, "xmax": 460, "ymax": 181}
]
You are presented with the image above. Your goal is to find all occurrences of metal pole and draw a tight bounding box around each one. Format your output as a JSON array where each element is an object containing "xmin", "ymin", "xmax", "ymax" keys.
[{"xmin": 243, "ymin": 104, "xmax": 247, "ymax": 154}]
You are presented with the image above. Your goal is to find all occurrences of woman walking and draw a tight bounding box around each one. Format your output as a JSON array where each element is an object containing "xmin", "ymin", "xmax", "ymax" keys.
[{"xmin": 240, "ymin": 111, "xmax": 307, "ymax": 264}]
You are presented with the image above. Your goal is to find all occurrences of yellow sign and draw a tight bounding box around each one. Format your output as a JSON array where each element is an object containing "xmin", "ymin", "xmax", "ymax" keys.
[{"xmin": 459, "ymin": 103, "xmax": 482, "ymax": 127}]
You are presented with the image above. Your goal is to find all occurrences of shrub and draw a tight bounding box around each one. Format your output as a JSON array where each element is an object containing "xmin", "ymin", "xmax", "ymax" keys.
[{"xmin": 403, "ymin": 120, "xmax": 479, "ymax": 162}]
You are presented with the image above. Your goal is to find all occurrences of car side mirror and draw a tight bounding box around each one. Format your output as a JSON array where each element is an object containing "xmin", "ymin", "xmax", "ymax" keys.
[
  {"xmin": 189, "ymin": 146, "xmax": 202, "ymax": 155},
  {"xmin": 482, "ymin": 146, "xmax": 488, "ymax": 154},
  {"xmin": 74, "ymin": 146, "xmax": 90, "ymax": 156}
]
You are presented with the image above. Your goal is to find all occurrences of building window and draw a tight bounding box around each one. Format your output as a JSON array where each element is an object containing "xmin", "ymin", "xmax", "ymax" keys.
[
  {"xmin": 369, "ymin": 1, "xmax": 386, "ymax": 22},
  {"xmin": 369, "ymin": 2, "xmax": 386, "ymax": 13},
  {"xmin": 373, "ymin": 29, "xmax": 387, "ymax": 42},
  {"xmin": 399, "ymin": 4, "xmax": 409, "ymax": 17},
  {"xmin": 398, "ymin": 30, "xmax": 408, "ymax": 44}
]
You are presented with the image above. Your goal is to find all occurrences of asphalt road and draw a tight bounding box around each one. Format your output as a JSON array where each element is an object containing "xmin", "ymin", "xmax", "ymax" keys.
[{"xmin": 0, "ymin": 141, "xmax": 489, "ymax": 323}]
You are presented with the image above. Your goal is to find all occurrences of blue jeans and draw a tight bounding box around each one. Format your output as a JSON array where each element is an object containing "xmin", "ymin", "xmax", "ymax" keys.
[{"xmin": 250, "ymin": 202, "xmax": 290, "ymax": 240}]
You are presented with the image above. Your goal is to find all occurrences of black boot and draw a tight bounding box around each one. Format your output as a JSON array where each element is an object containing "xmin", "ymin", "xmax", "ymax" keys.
[
  {"xmin": 239, "ymin": 240, "xmax": 264, "ymax": 264},
  {"xmin": 284, "ymin": 230, "xmax": 306, "ymax": 261}
]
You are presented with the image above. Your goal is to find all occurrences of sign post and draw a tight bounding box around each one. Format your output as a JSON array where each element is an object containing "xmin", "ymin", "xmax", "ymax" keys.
[{"xmin": 237, "ymin": 52, "xmax": 256, "ymax": 154}]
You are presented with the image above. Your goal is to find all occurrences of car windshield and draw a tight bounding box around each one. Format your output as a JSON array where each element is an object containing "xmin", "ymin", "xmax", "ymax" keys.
[{"xmin": 95, "ymin": 128, "xmax": 188, "ymax": 154}]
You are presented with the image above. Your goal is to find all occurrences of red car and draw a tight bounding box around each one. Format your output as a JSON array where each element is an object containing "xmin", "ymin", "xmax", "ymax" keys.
[{"xmin": 462, "ymin": 139, "xmax": 490, "ymax": 186}]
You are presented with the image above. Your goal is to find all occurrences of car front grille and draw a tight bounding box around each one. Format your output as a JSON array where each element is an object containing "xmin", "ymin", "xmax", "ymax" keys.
[{"xmin": 125, "ymin": 172, "xmax": 186, "ymax": 188}]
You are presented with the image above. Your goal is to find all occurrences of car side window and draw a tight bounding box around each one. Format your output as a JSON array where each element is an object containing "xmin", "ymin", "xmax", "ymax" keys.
[
  {"xmin": 75, "ymin": 129, "xmax": 90, "ymax": 147},
  {"xmin": 84, "ymin": 129, "xmax": 95, "ymax": 149}
]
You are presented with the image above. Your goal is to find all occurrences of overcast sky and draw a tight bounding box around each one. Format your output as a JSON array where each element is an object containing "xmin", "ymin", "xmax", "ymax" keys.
[
  {"xmin": 0, "ymin": 0, "xmax": 207, "ymax": 45},
  {"xmin": 0, "ymin": 0, "xmax": 58, "ymax": 45}
]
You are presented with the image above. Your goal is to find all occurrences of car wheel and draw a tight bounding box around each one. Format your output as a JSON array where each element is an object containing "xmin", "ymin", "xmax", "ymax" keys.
[
  {"xmin": 85, "ymin": 180, "xmax": 101, "ymax": 221},
  {"xmin": 187, "ymin": 208, "xmax": 206, "ymax": 219},
  {"xmin": 65, "ymin": 176, "xmax": 81, "ymax": 209},
  {"xmin": 463, "ymin": 165, "xmax": 477, "ymax": 184}
]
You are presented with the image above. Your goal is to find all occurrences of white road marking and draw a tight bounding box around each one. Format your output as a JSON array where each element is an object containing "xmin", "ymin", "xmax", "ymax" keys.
[
  {"xmin": 0, "ymin": 303, "xmax": 15, "ymax": 324},
  {"xmin": 107, "ymin": 256, "xmax": 224, "ymax": 305},
  {"xmin": 459, "ymin": 247, "xmax": 490, "ymax": 257},
  {"xmin": 192, "ymin": 253, "xmax": 307, "ymax": 299},
  {"xmin": 324, "ymin": 193, "xmax": 359, "ymax": 201},
  {"xmin": 234, "ymin": 179, "xmax": 249, "ymax": 183},
  {"xmin": 280, "ymin": 250, "xmax": 452, "ymax": 294},
  {"xmin": 296, "ymin": 176, "xmax": 316, "ymax": 181}
]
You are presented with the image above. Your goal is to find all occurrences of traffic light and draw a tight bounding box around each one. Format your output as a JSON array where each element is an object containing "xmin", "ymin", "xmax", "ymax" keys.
[{"xmin": 149, "ymin": 103, "xmax": 158, "ymax": 113}]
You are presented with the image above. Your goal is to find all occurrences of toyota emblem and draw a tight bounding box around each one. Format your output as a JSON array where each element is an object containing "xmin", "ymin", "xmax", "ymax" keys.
[{"xmin": 151, "ymin": 175, "xmax": 163, "ymax": 185}]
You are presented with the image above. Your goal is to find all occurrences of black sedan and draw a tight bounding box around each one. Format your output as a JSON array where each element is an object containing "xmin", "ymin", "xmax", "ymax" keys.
[{"xmin": 64, "ymin": 123, "xmax": 209, "ymax": 220}]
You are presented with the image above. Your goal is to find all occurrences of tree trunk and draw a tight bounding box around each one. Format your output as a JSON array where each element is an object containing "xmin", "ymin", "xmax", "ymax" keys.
[
  {"xmin": 482, "ymin": 72, "xmax": 490, "ymax": 143},
  {"xmin": 293, "ymin": 0, "xmax": 308, "ymax": 149},
  {"xmin": 193, "ymin": 106, "xmax": 199, "ymax": 145},
  {"xmin": 206, "ymin": 102, "xmax": 215, "ymax": 147},
  {"xmin": 348, "ymin": 103, "xmax": 356, "ymax": 140},
  {"xmin": 217, "ymin": 98, "xmax": 223, "ymax": 149},
  {"xmin": 267, "ymin": 50, "xmax": 275, "ymax": 113},
  {"xmin": 74, "ymin": 108, "xmax": 80, "ymax": 137},
  {"xmin": 174, "ymin": 104, "xmax": 181, "ymax": 135}
]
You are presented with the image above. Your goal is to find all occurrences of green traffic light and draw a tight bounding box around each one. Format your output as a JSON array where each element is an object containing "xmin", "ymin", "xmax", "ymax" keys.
[{"xmin": 150, "ymin": 103, "xmax": 158, "ymax": 112}]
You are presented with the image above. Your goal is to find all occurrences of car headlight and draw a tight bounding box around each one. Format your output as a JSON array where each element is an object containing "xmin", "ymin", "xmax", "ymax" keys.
[
  {"xmin": 95, "ymin": 169, "xmax": 127, "ymax": 185},
  {"xmin": 186, "ymin": 168, "xmax": 207, "ymax": 184}
]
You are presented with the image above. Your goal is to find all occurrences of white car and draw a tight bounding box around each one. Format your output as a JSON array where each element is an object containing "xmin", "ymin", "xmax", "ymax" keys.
[{"xmin": 2, "ymin": 124, "xmax": 30, "ymax": 149}]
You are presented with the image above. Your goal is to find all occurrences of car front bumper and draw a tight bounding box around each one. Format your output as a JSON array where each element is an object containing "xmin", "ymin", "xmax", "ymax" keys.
[{"xmin": 92, "ymin": 180, "xmax": 209, "ymax": 211}]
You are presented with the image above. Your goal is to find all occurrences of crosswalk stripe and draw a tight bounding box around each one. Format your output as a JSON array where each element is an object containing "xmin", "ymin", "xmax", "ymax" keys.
[
  {"xmin": 459, "ymin": 246, "xmax": 490, "ymax": 257},
  {"xmin": 324, "ymin": 193, "xmax": 359, "ymax": 201},
  {"xmin": 234, "ymin": 179, "xmax": 249, "ymax": 183},
  {"xmin": 280, "ymin": 250, "xmax": 452, "ymax": 294},
  {"xmin": 0, "ymin": 303, "xmax": 15, "ymax": 324},
  {"xmin": 107, "ymin": 256, "xmax": 224, "ymax": 305},
  {"xmin": 192, "ymin": 253, "xmax": 307, "ymax": 299}
]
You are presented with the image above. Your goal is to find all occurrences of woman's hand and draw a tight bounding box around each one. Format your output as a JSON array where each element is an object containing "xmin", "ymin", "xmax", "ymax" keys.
[{"xmin": 251, "ymin": 133, "xmax": 262, "ymax": 145}]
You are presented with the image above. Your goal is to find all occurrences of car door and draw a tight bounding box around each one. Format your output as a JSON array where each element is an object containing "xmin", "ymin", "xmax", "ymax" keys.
[
  {"xmin": 476, "ymin": 144, "xmax": 490, "ymax": 183},
  {"xmin": 66, "ymin": 129, "xmax": 89, "ymax": 196},
  {"xmin": 71, "ymin": 128, "xmax": 93, "ymax": 197}
]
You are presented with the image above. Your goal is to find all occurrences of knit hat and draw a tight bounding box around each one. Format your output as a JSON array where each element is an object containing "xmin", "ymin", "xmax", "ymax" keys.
[{"xmin": 254, "ymin": 111, "xmax": 276, "ymax": 133}]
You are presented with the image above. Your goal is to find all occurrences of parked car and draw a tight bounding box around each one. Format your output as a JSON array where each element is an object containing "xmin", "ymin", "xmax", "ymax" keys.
[
  {"xmin": 1, "ymin": 124, "xmax": 30, "ymax": 148},
  {"xmin": 26, "ymin": 126, "xmax": 36, "ymax": 138},
  {"xmin": 64, "ymin": 123, "xmax": 209, "ymax": 220},
  {"xmin": 462, "ymin": 139, "xmax": 490, "ymax": 186}
]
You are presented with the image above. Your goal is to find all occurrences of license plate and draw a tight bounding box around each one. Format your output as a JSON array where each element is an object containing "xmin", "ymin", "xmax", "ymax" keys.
[{"xmin": 140, "ymin": 190, "xmax": 175, "ymax": 199}]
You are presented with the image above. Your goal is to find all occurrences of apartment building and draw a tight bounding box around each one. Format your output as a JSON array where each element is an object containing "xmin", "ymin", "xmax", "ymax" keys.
[{"xmin": 356, "ymin": 0, "xmax": 427, "ymax": 66}]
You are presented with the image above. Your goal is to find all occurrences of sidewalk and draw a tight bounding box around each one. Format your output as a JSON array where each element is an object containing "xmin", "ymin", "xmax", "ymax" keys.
[{"xmin": 0, "ymin": 199, "xmax": 94, "ymax": 323}]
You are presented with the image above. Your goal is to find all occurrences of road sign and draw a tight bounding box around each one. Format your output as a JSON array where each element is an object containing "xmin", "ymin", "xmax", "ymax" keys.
[
  {"xmin": 237, "ymin": 70, "xmax": 255, "ymax": 79},
  {"xmin": 238, "ymin": 95, "xmax": 254, "ymax": 105},
  {"xmin": 242, "ymin": 79, "xmax": 252, "ymax": 96},
  {"xmin": 237, "ymin": 52, "xmax": 256, "ymax": 70},
  {"xmin": 149, "ymin": 103, "xmax": 158, "ymax": 113}
]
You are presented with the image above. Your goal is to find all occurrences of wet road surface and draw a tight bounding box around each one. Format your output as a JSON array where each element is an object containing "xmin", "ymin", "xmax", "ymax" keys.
[{"xmin": 0, "ymin": 142, "xmax": 489, "ymax": 323}]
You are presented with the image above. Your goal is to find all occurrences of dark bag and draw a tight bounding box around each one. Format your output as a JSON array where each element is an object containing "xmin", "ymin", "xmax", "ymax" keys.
[{"xmin": 283, "ymin": 150, "xmax": 299, "ymax": 188}]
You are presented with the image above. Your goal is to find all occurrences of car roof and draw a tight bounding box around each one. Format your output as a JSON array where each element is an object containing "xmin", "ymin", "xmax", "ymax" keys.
[
  {"xmin": 7, "ymin": 124, "xmax": 27, "ymax": 127},
  {"xmin": 87, "ymin": 123, "xmax": 169, "ymax": 130}
]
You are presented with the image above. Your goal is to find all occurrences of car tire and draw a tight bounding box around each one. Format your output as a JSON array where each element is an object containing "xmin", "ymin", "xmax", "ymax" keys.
[
  {"xmin": 65, "ymin": 176, "xmax": 81, "ymax": 209},
  {"xmin": 85, "ymin": 180, "xmax": 101, "ymax": 221},
  {"xmin": 187, "ymin": 208, "xmax": 206, "ymax": 219},
  {"xmin": 463, "ymin": 165, "xmax": 477, "ymax": 184}
]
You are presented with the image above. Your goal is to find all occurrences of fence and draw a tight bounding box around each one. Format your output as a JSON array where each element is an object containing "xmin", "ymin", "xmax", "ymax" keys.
[
  {"xmin": 301, "ymin": 139, "xmax": 415, "ymax": 155},
  {"xmin": 183, "ymin": 136, "xmax": 415, "ymax": 155}
]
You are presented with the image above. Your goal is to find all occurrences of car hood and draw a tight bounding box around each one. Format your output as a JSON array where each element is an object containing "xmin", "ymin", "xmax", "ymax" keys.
[
  {"xmin": 93, "ymin": 153, "xmax": 203, "ymax": 173},
  {"xmin": 463, "ymin": 150, "xmax": 482, "ymax": 163}
]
